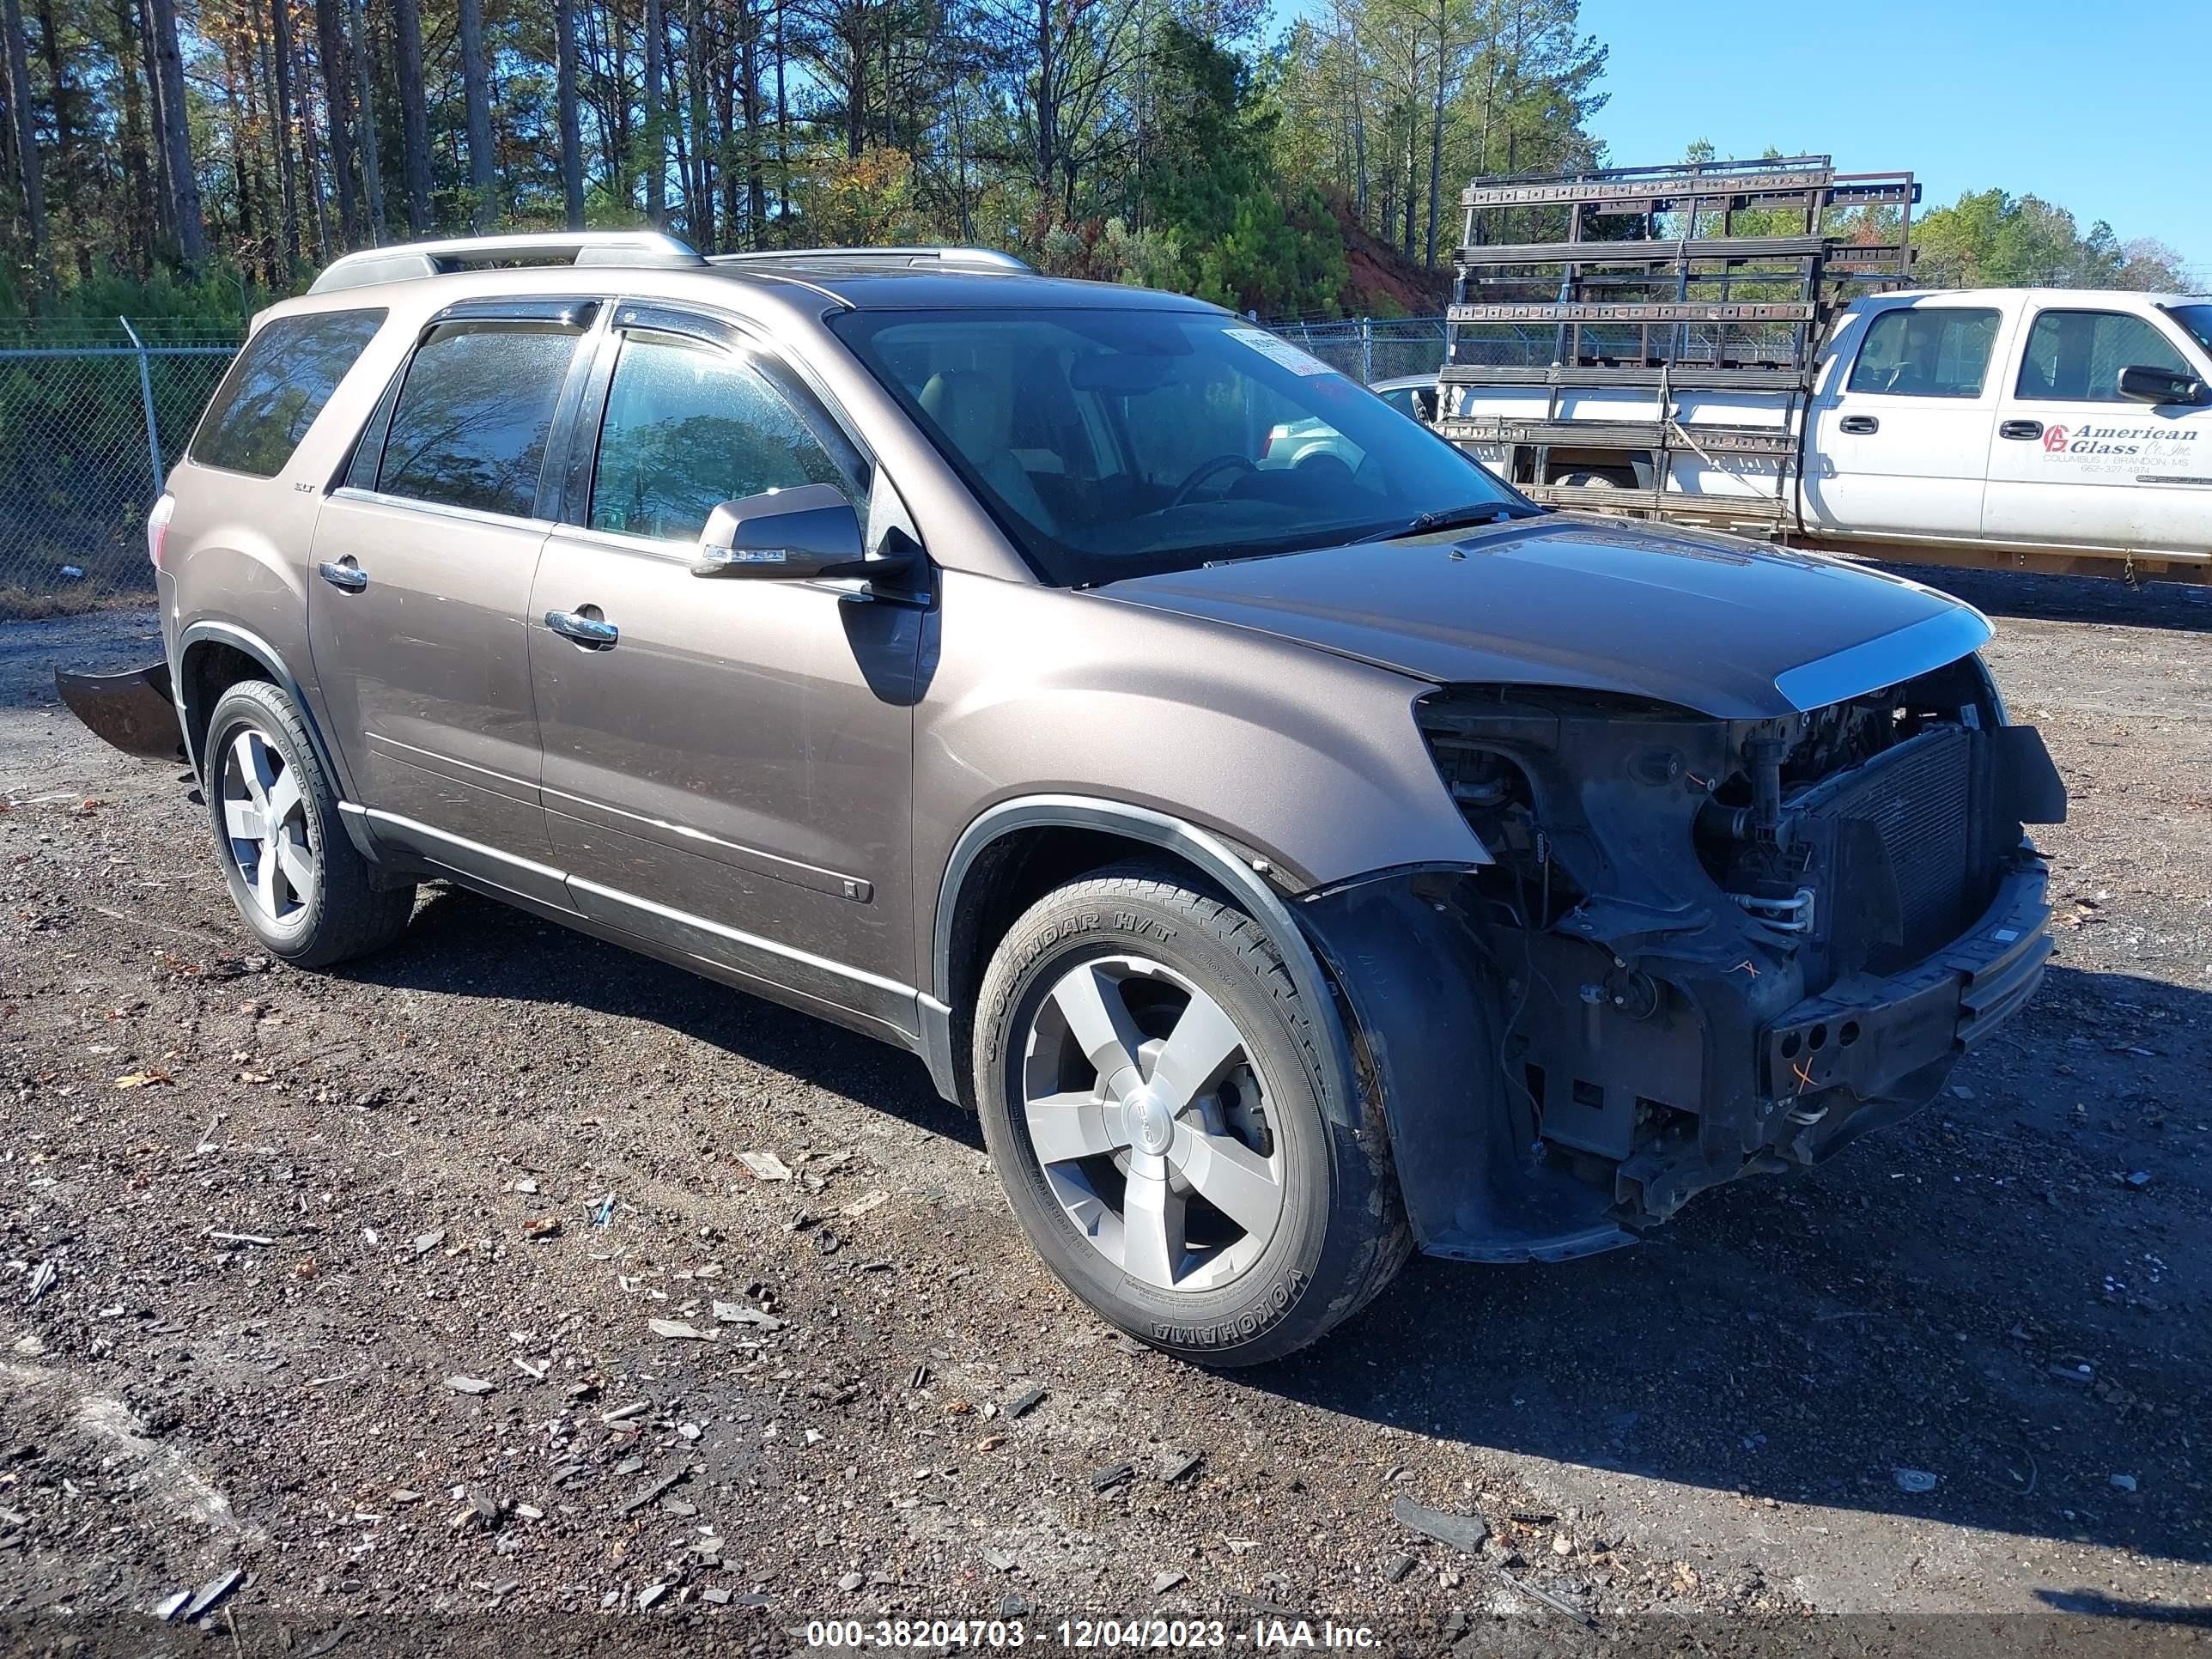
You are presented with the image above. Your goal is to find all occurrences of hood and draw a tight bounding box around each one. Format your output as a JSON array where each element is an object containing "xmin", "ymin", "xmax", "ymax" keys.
[{"xmin": 1094, "ymin": 515, "xmax": 1992, "ymax": 720}]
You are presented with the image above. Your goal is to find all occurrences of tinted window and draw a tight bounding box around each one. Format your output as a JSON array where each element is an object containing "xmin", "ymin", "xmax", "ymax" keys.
[
  {"xmin": 831, "ymin": 308, "xmax": 1523, "ymax": 586},
  {"xmin": 1847, "ymin": 307, "xmax": 2000, "ymax": 398},
  {"xmin": 2015, "ymin": 309, "xmax": 2192, "ymax": 403},
  {"xmin": 190, "ymin": 308, "xmax": 386, "ymax": 477},
  {"xmin": 2168, "ymin": 304, "xmax": 2212, "ymax": 356},
  {"xmin": 377, "ymin": 324, "xmax": 581, "ymax": 518},
  {"xmin": 588, "ymin": 335, "xmax": 854, "ymax": 541}
]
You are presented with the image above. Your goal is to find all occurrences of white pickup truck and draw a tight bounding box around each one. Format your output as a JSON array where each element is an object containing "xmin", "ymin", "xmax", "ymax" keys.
[{"xmin": 1439, "ymin": 288, "xmax": 2212, "ymax": 582}]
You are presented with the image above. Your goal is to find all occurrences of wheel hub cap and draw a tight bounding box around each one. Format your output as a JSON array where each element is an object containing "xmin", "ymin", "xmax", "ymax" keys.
[
  {"xmin": 1125, "ymin": 1086, "xmax": 1176, "ymax": 1155},
  {"xmin": 1019, "ymin": 955, "xmax": 1285, "ymax": 1295}
]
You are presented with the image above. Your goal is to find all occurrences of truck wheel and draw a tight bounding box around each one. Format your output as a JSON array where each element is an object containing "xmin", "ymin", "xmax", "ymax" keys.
[
  {"xmin": 203, "ymin": 680, "xmax": 415, "ymax": 968},
  {"xmin": 973, "ymin": 868, "xmax": 1410, "ymax": 1366}
]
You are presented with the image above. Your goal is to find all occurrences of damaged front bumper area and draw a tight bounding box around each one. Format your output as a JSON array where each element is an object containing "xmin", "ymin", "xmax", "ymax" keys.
[{"xmin": 1296, "ymin": 662, "xmax": 2064, "ymax": 1265}]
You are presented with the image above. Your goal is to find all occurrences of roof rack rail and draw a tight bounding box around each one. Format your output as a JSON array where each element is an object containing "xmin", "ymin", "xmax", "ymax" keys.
[
  {"xmin": 705, "ymin": 246, "xmax": 1033, "ymax": 273},
  {"xmin": 307, "ymin": 230, "xmax": 707, "ymax": 295}
]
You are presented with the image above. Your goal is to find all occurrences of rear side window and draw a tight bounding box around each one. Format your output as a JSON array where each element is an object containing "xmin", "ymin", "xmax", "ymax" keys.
[
  {"xmin": 376, "ymin": 323, "xmax": 581, "ymax": 519},
  {"xmin": 2015, "ymin": 310, "xmax": 2192, "ymax": 403},
  {"xmin": 190, "ymin": 308, "xmax": 386, "ymax": 477},
  {"xmin": 1847, "ymin": 307, "xmax": 2000, "ymax": 398}
]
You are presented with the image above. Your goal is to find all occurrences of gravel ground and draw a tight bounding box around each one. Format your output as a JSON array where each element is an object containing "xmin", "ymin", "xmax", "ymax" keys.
[{"xmin": 0, "ymin": 574, "xmax": 2207, "ymax": 1656}]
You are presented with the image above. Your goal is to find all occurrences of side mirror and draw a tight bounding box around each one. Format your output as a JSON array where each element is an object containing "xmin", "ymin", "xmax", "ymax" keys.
[
  {"xmin": 693, "ymin": 484, "xmax": 866, "ymax": 580},
  {"xmin": 2116, "ymin": 364, "xmax": 2203, "ymax": 406}
]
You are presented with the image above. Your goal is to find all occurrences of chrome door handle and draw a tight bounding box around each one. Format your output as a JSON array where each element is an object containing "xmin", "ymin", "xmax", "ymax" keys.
[
  {"xmin": 1838, "ymin": 415, "xmax": 1879, "ymax": 435},
  {"xmin": 1998, "ymin": 419, "xmax": 2043, "ymax": 441},
  {"xmin": 545, "ymin": 609, "xmax": 619, "ymax": 648},
  {"xmin": 318, "ymin": 558, "xmax": 368, "ymax": 592}
]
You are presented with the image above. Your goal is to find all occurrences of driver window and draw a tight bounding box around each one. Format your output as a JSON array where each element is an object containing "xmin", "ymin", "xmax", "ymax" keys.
[
  {"xmin": 1846, "ymin": 307, "xmax": 2000, "ymax": 398},
  {"xmin": 589, "ymin": 334, "xmax": 854, "ymax": 541},
  {"xmin": 2014, "ymin": 310, "xmax": 2191, "ymax": 404}
]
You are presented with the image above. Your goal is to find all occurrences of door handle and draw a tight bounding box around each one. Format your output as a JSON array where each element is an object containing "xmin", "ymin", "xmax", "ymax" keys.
[
  {"xmin": 544, "ymin": 609, "xmax": 619, "ymax": 649},
  {"xmin": 1998, "ymin": 419, "xmax": 2044, "ymax": 441},
  {"xmin": 1838, "ymin": 415, "xmax": 1879, "ymax": 435},
  {"xmin": 318, "ymin": 557, "xmax": 368, "ymax": 592}
]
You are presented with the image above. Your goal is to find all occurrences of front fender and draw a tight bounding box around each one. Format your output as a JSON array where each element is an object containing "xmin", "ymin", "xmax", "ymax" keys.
[
  {"xmin": 913, "ymin": 571, "xmax": 1483, "ymax": 963},
  {"xmin": 1295, "ymin": 868, "xmax": 1633, "ymax": 1264}
]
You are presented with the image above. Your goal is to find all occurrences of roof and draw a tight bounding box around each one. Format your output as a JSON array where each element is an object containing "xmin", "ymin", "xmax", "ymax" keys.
[
  {"xmin": 1848, "ymin": 286, "xmax": 2209, "ymax": 307},
  {"xmin": 301, "ymin": 231, "xmax": 1222, "ymax": 315},
  {"xmin": 732, "ymin": 263, "xmax": 1219, "ymax": 313}
]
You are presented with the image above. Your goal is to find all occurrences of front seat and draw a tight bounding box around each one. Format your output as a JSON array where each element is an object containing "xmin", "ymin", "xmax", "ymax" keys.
[{"xmin": 919, "ymin": 369, "xmax": 1059, "ymax": 533}]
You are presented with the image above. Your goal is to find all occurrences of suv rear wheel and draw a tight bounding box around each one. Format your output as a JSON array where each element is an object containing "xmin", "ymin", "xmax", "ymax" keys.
[
  {"xmin": 974, "ymin": 868, "xmax": 1409, "ymax": 1365},
  {"xmin": 203, "ymin": 680, "xmax": 415, "ymax": 967}
]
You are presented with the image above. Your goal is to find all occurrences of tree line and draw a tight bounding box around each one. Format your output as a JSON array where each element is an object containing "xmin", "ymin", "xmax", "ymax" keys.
[
  {"xmin": 0, "ymin": 0, "xmax": 2189, "ymax": 328},
  {"xmin": 0, "ymin": 0, "xmax": 1609, "ymax": 319}
]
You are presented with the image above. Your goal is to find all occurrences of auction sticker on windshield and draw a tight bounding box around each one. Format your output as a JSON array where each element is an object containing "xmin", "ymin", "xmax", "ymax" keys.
[{"xmin": 1224, "ymin": 327, "xmax": 1336, "ymax": 377}]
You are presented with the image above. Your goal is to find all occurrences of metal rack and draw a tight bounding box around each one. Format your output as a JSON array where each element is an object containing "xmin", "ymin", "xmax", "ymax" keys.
[{"xmin": 1435, "ymin": 155, "xmax": 1919, "ymax": 532}]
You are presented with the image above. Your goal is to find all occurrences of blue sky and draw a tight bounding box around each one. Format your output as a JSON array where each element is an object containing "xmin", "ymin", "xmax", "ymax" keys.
[{"xmin": 1272, "ymin": 0, "xmax": 2210, "ymax": 283}]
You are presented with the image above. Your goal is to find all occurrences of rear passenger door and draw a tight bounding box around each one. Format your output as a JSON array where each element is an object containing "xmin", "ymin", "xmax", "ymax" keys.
[
  {"xmin": 1983, "ymin": 304, "xmax": 2212, "ymax": 551},
  {"xmin": 308, "ymin": 301, "xmax": 599, "ymax": 905},
  {"xmin": 526, "ymin": 306, "xmax": 925, "ymax": 1037},
  {"xmin": 1802, "ymin": 300, "xmax": 2009, "ymax": 539}
]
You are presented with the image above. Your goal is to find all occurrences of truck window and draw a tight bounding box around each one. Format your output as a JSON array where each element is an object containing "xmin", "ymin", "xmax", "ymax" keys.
[
  {"xmin": 1846, "ymin": 307, "xmax": 2000, "ymax": 398},
  {"xmin": 2015, "ymin": 310, "xmax": 2193, "ymax": 403},
  {"xmin": 375, "ymin": 322, "xmax": 582, "ymax": 520},
  {"xmin": 2166, "ymin": 304, "xmax": 2212, "ymax": 356},
  {"xmin": 189, "ymin": 308, "xmax": 386, "ymax": 477}
]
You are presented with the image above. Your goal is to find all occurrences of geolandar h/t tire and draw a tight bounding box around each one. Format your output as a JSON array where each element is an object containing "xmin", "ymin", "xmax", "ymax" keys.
[
  {"xmin": 202, "ymin": 679, "xmax": 416, "ymax": 969},
  {"xmin": 974, "ymin": 867, "xmax": 1410, "ymax": 1366}
]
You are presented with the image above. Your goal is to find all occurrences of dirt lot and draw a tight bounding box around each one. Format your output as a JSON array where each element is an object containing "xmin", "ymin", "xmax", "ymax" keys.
[{"xmin": 1, "ymin": 572, "xmax": 2207, "ymax": 1655}]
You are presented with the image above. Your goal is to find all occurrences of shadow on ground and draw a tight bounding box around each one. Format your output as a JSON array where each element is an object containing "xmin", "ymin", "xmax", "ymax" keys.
[
  {"xmin": 1250, "ymin": 961, "xmax": 2205, "ymax": 1572},
  {"xmin": 334, "ymin": 876, "xmax": 2209, "ymax": 1575},
  {"xmin": 1879, "ymin": 562, "xmax": 2212, "ymax": 634},
  {"xmin": 344, "ymin": 882, "xmax": 981, "ymax": 1152}
]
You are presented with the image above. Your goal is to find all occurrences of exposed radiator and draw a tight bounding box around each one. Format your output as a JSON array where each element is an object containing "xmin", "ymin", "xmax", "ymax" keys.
[{"xmin": 1801, "ymin": 726, "xmax": 1976, "ymax": 962}]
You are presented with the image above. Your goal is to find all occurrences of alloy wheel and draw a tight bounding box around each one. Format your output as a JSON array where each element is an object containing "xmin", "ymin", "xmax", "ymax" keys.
[
  {"xmin": 219, "ymin": 726, "xmax": 314, "ymax": 923},
  {"xmin": 1020, "ymin": 954, "xmax": 1285, "ymax": 1293}
]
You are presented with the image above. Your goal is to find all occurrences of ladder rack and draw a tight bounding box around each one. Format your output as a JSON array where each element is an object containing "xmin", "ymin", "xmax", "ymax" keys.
[{"xmin": 1436, "ymin": 155, "xmax": 1920, "ymax": 532}]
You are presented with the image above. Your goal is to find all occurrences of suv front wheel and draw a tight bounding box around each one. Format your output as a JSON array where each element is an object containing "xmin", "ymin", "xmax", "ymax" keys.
[
  {"xmin": 974, "ymin": 868, "xmax": 1409, "ymax": 1365},
  {"xmin": 203, "ymin": 679, "xmax": 416, "ymax": 968}
]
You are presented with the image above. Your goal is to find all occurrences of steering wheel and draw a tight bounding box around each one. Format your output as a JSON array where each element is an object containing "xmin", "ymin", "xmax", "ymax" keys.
[{"xmin": 1168, "ymin": 453, "xmax": 1258, "ymax": 507}]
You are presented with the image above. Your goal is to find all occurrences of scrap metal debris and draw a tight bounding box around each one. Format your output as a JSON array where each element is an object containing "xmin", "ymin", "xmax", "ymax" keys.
[{"xmin": 1391, "ymin": 1493, "xmax": 1490, "ymax": 1554}]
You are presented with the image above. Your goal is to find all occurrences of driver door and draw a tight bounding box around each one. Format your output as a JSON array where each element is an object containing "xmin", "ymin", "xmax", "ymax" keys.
[
  {"xmin": 526, "ymin": 307, "xmax": 926, "ymax": 1037},
  {"xmin": 1982, "ymin": 305, "xmax": 2212, "ymax": 551},
  {"xmin": 1803, "ymin": 299, "xmax": 2013, "ymax": 539}
]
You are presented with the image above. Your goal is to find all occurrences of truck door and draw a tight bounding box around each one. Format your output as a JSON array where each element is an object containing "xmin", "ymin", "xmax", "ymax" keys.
[
  {"xmin": 1802, "ymin": 300, "xmax": 2008, "ymax": 540},
  {"xmin": 1983, "ymin": 304, "xmax": 2212, "ymax": 553}
]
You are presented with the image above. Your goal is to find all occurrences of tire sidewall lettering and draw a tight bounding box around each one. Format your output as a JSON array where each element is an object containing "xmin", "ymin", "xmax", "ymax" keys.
[{"xmin": 1145, "ymin": 1270, "xmax": 1309, "ymax": 1350}]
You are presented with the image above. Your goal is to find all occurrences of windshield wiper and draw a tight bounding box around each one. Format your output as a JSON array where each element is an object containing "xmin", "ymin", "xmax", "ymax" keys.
[{"xmin": 1353, "ymin": 501, "xmax": 1539, "ymax": 544}]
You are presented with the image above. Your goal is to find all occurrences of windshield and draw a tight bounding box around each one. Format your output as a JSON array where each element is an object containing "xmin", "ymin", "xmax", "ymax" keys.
[
  {"xmin": 2165, "ymin": 303, "xmax": 2212, "ymax": 356},
  {"xmin": 830, "ymin": 307, "xmax": 1530, "ymax": 585}
]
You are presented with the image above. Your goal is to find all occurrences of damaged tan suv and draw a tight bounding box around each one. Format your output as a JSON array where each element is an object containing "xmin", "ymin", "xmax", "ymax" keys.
[{"xmin": 67, "ymin": 232, "xmax": 2065, "ymax": 1364}]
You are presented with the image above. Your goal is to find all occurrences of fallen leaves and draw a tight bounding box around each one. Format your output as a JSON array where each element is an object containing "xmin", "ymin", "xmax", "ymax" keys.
[{"xmin": 113, "ymin": 1071, "xmax": 173, "ymax": 1090}]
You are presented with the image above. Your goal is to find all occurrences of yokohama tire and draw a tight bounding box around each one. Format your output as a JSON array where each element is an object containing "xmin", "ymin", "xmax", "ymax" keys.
[
  {"xmin": 974, "ymin": 867, "xmax": 1411, "ymax": 1365},
  {"xmin": 203, "ymin": 680, "xmax": 416, "ymax": 969}
]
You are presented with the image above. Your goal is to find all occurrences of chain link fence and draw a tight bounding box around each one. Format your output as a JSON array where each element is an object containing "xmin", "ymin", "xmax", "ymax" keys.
[
  {"xmin": 1267, "ymin": 315, "xmax": 1452, "ymax": 383},
  {"xmin": 0, "ymin": 321, "xmax": 240, "ymax": 616},
  {"xmin": 0, "ymin": 311, "xmax": 1480, "ymax": 616}
]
